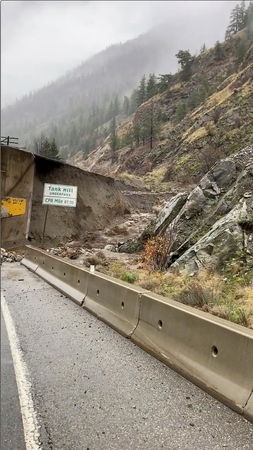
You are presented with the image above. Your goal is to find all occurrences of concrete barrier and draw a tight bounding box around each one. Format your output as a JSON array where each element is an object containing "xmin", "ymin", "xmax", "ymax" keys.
[
  {"xmin": 22, "ymin": 246, "xmax": 89, "ymax": 305},
  {"xmin": 22, "ymin": 245, "xmax": 46, "ymax": 272},
  {"xmin": 244, "ymin": 392, "xmax": 253, "ymax": 423},
  {"xmin": 84, "ymin": 272, "xmax": 143, "ymax": 336},
  {"xmin": 131, "ymin": 291, "xmax": 253, "ymax": 418},
  {"xmin": 21, "ymin": 246, "xmax": 253, "ymax": 422}
]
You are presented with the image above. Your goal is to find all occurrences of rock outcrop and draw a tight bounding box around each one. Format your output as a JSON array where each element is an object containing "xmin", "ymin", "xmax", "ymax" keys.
[
  {"xmin": 151, "ymin": 146, "xmax": 253, "ymax": 274},
  {"xmin": 171, "ymin": 197, "xmax": 253, "ymax": 275}
]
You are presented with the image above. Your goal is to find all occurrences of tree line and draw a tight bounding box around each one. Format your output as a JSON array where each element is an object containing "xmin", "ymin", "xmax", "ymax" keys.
[{"xmin": 35, "ymin": 1, "xmax": 253, "ymax": 161}]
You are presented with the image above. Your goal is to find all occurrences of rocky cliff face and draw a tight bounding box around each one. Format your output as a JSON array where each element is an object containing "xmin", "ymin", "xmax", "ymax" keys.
[{"xmin": 152, "ymin": 146, "xmax": 253, "ymax": 274}]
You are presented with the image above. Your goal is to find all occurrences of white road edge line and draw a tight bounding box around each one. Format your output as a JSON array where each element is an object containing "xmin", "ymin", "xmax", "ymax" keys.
[{"xmin": 1, "ymin": 293, "xmax": 41, "ymax": 450}]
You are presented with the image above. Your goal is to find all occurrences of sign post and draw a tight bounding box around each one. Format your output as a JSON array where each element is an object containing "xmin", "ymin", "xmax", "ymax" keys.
[
  {"xmin": 42, "ymin": 183, "xmax": 78, "ymax": 207},
  {"xmin": 42, "ymin": 183, "xmax": 78, "ymax": 241}
]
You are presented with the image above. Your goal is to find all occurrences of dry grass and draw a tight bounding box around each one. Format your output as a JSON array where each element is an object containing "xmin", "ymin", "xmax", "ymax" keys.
[
  {"xmin": 142, "ymin": 167, "xmax": 171, "ymax": 191},
  {"xmin": 183, "ymin": 126, "xmax": 209, "ymax": 143},
  {"xmin": 97, "ymin": 255, "xmax": 253, "ymax": 328},
  {"xmin": 137, "ymin": 269, "xmax": 253, "ymax": 328}
]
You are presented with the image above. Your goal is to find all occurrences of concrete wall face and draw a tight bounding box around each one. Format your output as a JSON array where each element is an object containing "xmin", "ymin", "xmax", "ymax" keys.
[
  {"xmin": 29, "ymin": 156, "xmax": 128, "ymax": 242},
  {"xmin": 1, "ymin": 147, "xmax": 129, "ymax": 247},
  {"xmin": 1, "ymin": 146, "xmax": 34, "ymax": 247}
]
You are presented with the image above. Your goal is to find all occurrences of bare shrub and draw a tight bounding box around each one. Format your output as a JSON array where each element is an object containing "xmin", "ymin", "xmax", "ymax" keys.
[
  {"xmin": 142, "ymin": 227, "xmax": 176, "ymax": 270},
  {"xmin": 199, "ymin": 145, "xmax": 221, "ymax": 172},
  {"xmin": 139, "ymin": 277, "xmax": 161, "ymax": 291}
]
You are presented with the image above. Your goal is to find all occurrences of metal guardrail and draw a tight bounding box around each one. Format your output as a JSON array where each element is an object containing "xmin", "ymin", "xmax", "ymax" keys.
[
  {"xmin": 1, "ymin": 136, "xmax": 18, "ymax": 145},
  {"xmin": 1, "ymin": 136, "xmax": 26, "ymax": 150},
  {"xmin": 22, "ymin": 245, "xmax": 253, "ymax": 423}
]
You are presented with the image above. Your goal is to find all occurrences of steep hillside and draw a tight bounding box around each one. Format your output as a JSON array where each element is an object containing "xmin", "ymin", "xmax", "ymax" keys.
[
  {"xmin": 77, "ymin": 31, "xmax": 253, "ymax": 191},
  {"xmin": 1, "ymin": 23, "xmax": 181, "ymax": 157}
]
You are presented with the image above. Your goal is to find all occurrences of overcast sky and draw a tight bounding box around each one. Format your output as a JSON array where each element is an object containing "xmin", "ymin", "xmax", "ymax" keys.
[{"xmin": 1, "ymin": 1, "xmax": 242, "ymax": 107}]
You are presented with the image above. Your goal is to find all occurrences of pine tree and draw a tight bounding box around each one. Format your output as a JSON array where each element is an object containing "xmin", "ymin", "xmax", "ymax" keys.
[
  {"xmin": 214, "ymin": 41, "xmax": 223, "ymax": 61},
  {"xmin": 235, "ymin": 38, "xmax": 248, "ymax": 65},
  {"xmin": 133, "ymin": 123, "xmax": 140, "ymax": 146},
  {"xmin": 157, "ymin": 74, "xmax": 173, "ymax": 92},
  {"xmin": 146, "ymin": 74, "xmax": 157, "ymax": 99},
  {"xmin": 113, "ymin": 95, "xmax": 120, "ymax": 115},
  {"xmin": 225, "ymin": 1, "xmax": 247, "ymax": 39},
  {"xmin": 133, "ymin": 103, "xmax": 161, "ymax": 149},
  {"xmin": 175, "ymin": 102, "xmax": 188, "ymax": 123},
  {"xmin": 175, "ymin": 50, "xmax": 194, "ymax": 81},
  {"xmin": 50, "ymin": 138, "xmax": 59, "ymax": 159},
  {"xmin": 35, "ymin": 135, "xmax": 60, "ymax": 160},
  {"xmin": 200, "ymin": 43, "xmax": 206, "ymax": 54},
  {"xmin": 110, "ymin": 116, "xmax": 118, "ymax": 153},
  {"xmin": 123, "ymin": 96, "xmax": 130, "ymax": 115},
  {"xmin": 136, "ymin": 76, "xmax": 146, "ymax": 106},
  {"xmin": 246, "ymin": 1, "xmax": 253, "ymax": 38},
  {"xmin": 130, "ymin": 89, "xmax": 138, "ymax": 113}
]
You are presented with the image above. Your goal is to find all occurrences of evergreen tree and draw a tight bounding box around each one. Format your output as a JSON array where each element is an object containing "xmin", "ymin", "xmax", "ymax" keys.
[
  {"xmin": 146, "ymin": 74, "xmax": 157, "ymax": 99},
  {"xmin": 225, "ymin": 1, "xmax": 247, "ymax": 39},
  {"xmin": 175, "ymin": 50, "xmax": 194, "ymax": 81},
  {"xmin": 50, "ymin": 138, "xmax": 59, "ymax": 159},
  {"xmin": 235, "ymin": 38, "xmax": 248, "ymax": 64},
  {"xmin": 136, "ymin": 76, "xmax": 146, "ymax": 106},
  {"xmin": 246, "ymin": 1, "xmax": 253, "ymax": 38},
  {"xmin": 113, "ymin": 95, "xmax": 120, "ymax": 115},
  {"xmin": 133, "ymin": 103, "xmax": 161, "ymax": 149},
  {"xmin": 214, "ymin": 41, "xmax": 223, "ymax": 61},
  {"xmin": 130, "ymin": 89, "xmax": 138, "ymax": 113},
  {"xmin": 110, "ymin": 116, "xmax": 118, "ymax": 153},
  {"xmin": 157, "ymin": 74, "xmax": 173, "ymax": 92},
  {"xmin": 175, "ymin": 102, "xmax": 188, "ymax": 123},
  {"xmin": 200, "ymin": 43, "xmax": 206, "ymax": 54},
  {"xmin": 34, "ymin": 135, "xmax": 60, "ymax": 160},
  {"xmin": 123, "ymin": 96, "xmax": 130, "ymax": 115},
  {"xmin": 107, "ymin": 100, "xmax": 115, "ymax": 121},
  {"xmin": 133, "ymin": 123, "xmax": 140, "ymax": 146}
]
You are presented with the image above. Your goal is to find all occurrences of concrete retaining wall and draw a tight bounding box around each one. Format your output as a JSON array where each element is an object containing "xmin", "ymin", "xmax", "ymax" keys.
[
  {"xmin": 30, "ymin": 155, "xmax": 129, "ymax": 243},
  {"xmin": 22, "ymin": 245, "xmax": 253, "ymax": 423},
  {"xmin": 1, "ymin": 146, "xmax": 34, "ymax": 247},
  {"xmin": 1, "ymin": 146, "xmax": 130, "ymax": 247}
]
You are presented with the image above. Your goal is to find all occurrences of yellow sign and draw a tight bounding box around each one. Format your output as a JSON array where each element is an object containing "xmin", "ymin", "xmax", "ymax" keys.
[{"xmin": 1, "ymin": 197, "xmax": 27, "ymax": 217}]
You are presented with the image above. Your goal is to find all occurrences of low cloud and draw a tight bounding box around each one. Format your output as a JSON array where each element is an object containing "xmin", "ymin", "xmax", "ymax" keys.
[{"xmin": 2, "ymin": 1, "xmax": 240, "ymax": 107}]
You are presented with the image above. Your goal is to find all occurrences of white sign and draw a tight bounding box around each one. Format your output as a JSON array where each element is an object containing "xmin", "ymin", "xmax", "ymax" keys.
[{"xmin": 42, "ymin": 183, "xmax": 77, "ymax": 207}]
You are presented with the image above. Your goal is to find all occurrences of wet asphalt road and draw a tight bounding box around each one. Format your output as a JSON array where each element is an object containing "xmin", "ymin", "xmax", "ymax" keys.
[
  {"xmin": 1, "ymin": 313, "xmax": 26, "ymax": 450},
  {"xmin": 1, "ymin": 262, "xmax": 253, "ymax": 450}
]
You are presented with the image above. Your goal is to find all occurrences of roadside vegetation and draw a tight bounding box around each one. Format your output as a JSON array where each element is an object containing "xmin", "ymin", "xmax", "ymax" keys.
[{"xmin": 96, "ymin": 243, "xmax": 253, "ymax": 328}]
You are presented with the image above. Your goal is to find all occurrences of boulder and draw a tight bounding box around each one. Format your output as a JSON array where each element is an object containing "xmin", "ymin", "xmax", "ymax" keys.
[
  {"xmin": 167, "ymin": 146, "xmax": 253, "ymax": 251},
  {"xmin": 154, "ymin": 192, "xmax": 188, "ymax": 234},
  {"xmin": 171, "ymin": 197, "xmax": 253, "ymax": 275}
]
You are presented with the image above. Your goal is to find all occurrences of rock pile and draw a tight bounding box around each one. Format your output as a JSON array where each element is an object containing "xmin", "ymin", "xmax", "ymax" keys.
[{"xmin": 1, "ymin": 249, "xmax": 22, "ymax": 263}]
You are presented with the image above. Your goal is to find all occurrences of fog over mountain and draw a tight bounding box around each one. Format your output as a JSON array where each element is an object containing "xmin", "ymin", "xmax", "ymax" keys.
[{"xmin": 2, "ymin": 1, "xmax": 238, "ymax": 107}]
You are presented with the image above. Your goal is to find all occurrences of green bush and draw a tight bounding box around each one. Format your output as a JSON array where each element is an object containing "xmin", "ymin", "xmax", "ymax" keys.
[{"xmin": 120, "ymin": 271, "xmax": 137, "ymax": 284}]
